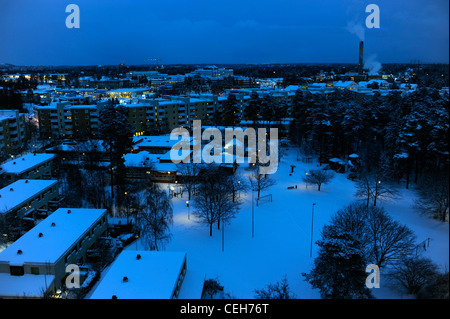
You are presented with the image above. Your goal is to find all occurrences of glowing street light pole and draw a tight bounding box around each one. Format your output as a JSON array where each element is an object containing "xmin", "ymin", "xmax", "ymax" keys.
[{"xmin": 186, "ymin": 201, "xmax": 190, "ymax": 220}]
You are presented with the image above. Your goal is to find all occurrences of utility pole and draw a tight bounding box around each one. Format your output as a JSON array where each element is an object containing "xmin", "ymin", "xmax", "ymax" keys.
[
  {"xmin": 252, "ymin": 190, "xmax": 255, "ymax": 238},
  {"xmin": 310, "ymin": 203, "xmax": 316, "ymax": 258},
  {"xmin": 222, "ymin": 218, "xmax": 225, "ymax": 252}
]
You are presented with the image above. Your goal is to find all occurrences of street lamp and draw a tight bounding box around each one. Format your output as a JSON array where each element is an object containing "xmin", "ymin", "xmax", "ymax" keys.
[
  {"xmin": 186, "ymin": 201, "xmax": 190, "ymax": 220},
  {"xmin": 237, "ymin": 180, "xmax": 240, "ymax": 198},
  {"xmin": 310, "ymin": 203, "xmax": 316, "ymax": 258}
]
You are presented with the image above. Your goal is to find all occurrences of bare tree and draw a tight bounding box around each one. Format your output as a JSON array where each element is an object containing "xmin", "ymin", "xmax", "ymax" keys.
[
  {"xmin": 388, "ymin": 256, "xmax": 439, "ymax": 296},
  {"xmin": 248, "ymin": 169, "xmax": 276, "ymax": 199},
  {"xmin": 229, "ymin": 172, "xmax": 249, "ymax": 203},
  {"xmin": 355, "ymin": 176, "xmax": 373, "ymax": 207},
  {"xmin": 303, "ymin": 169, "xmax": 334, "ymax": 191},
  {"xmin": 254, "ymin": 276, "xmax": 296, "ymax": 299},
  {"xmin": 417, "ymin": 270, "xmax": 449, "ymax": 299},
  {"xmin": 331, "ymin": 202, "xmax": 416, "ymax": 268},
  {"xmin": 416, "ymin": 171, "xmax": 449, "ymax": 222},
  {"xmin": 193, "ymin": 165, "xmax": 241, "ymax": 236},
  {"xmin": 138, "ymin": 188, "xmax": 173, "ymax": 251},
  {"xmin": 176, "ymin": 162, "xmax": 201, "ymax": 200},
  {"xmin": 202, "ymin": 277, "xmax": 224, "ymax": 299}
]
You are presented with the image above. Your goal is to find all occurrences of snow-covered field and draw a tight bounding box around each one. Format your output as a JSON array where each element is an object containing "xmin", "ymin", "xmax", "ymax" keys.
[{"xmin": 126, "ymin": 148, "xmax": 449, "ymax": 299}]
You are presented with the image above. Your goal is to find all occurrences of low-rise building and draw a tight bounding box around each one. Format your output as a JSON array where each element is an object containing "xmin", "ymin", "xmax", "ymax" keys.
[
  {"xmin": 0, "ymin": 153, "xmax": 55, "ymax": 182},
  {"xmin": 0, "ymin": 179, "xmax": 59, "ymax": 219},
  {"xmin": 0, "ymin": 208, "xmax": 108, "ymax": 298},
  {"xmin": 90, "ymin": 250, "xmax": 188, "ymax": 299}
]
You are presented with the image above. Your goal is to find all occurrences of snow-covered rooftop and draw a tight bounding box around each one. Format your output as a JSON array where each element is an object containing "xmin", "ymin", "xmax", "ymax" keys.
[
  {"xmin": 0, "ymin": 208, "xmax": 107, "ymax": 265},
  {"xmin": 0, "ymin": 179, "xmax": 58, "ymax": 214},
  {"xmin": 0, "ymin": 153, "xmax": 55, "ymax": 175},
  {"xmin": 134, "ymin": 135, "xmax": 192, "ymax": 149},
  {"xmin": 123, "ymin": 151, "xmax": 161, "ymax": 167},
  {"xmin": 90, "ymin": 250, "xmax": 187, "ymax": 299},
  {"xmin": 0, "ymin": 273, "xmax": 55, "ymax": 298}
]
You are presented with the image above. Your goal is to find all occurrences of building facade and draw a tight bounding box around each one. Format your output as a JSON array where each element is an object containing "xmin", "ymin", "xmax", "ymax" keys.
[{"xmin": 0, "ymin": 110, "xmax": 27, "ymax": 155}]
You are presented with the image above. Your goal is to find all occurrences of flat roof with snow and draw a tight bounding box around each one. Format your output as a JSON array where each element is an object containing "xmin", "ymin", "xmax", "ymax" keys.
[
  {"xmin": 0, "ymin": 179, "xmax": 58, "ymax": 214},
  {"xmin": 0, "ymin": 208, "xmax": 107, "ymax": 265},
  {"xmin": 0, "ymin": 153, "xmax": 55, "ymax": 175},
  {"xmin": 123, "ymin": 151, "xmax": 162, "ymax": 167},
  {"xmin": 134, "ymin": 135, "xmax": 193, "ymax": 149},
  {"xmin": 90, "ymin": 250, "xmax": 187, "ymax": 299},
  {"xmin": 0, "ymin": 273, "xmax": 55, "ymax": 298}
]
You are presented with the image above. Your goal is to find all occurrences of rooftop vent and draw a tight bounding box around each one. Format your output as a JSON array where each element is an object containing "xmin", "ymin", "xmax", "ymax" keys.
[
  {"xmin": 122, "ymin": 276, "xmax": 128, "ymax": 283},
  {"xmin": 112, "ymin": 295, "xmax": 118, "ymax": 299},
  {"xmin": 10, "ymin": 188, "xmax": 13, "ymax": 191},
  {"xmin": 136, "ymin": 254, "xmax": 141, "ymax": 260},
  {"xmin": 38, "ymin": 232, "xmax": 43, "ymax": 238},
  {"xmin": 22, "ymin": 158, "xmax": 25, "ymax": 161},
  {"xmin": 51, "ymin": 222, "xmax": 56, "ymax": 227},
  {"xmin": 13, "ymin": 162, "xmax": 16, "ymax": 165},
  {"xmin": 17, "ymin": 250, "xmax": 22, "ymax": 255},
  {"xmin": 67, "ymin": 209, "xmax": 71, "ymax": 214},
  {"xmin": 25, "ymin": 180, "xmax": 29, "ymax": 183}
]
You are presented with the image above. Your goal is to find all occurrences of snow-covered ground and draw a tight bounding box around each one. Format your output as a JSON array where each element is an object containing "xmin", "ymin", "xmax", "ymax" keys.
[{"xmin": 125, "ymin": 147, "xmax": 449, "ymax": 299}]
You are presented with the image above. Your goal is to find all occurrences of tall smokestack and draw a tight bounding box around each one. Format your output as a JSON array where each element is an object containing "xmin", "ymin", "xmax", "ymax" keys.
[{"xmin": 358, "ymin": 41, "xmax": 364, "ymax": 75}]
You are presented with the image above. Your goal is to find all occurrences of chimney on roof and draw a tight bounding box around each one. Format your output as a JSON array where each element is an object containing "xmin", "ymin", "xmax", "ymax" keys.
[{"xmin": 358, "ymin": 41, "xmax": 364, "ymax": 75}]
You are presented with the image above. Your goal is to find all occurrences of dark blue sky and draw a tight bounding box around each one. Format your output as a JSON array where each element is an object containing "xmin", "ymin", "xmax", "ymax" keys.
[{"xmin": 0, "ymin": 0, "xmax": 448, "ymax": 66}]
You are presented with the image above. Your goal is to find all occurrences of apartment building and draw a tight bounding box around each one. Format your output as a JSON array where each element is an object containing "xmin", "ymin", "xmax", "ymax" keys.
[
  {"xmin": 35, "ymin": 102, "xmax": 99, "ymax": 139},
  {"xmin": 0, "ymin": 110, "xmax": 27, "ymax": 155},
  {"xmin": 35, "ymin": 95, "xmax": 226, "ymax": 138},
  {"xmin": 0, "ymin": 152, "xmax": 55, "ymax": 182},
  {"xmin": 0, "ymin": 179, "xmax": 59, "ymax": 219},
  {"xmin": 190, "ymin": 67, "xmax": 234, "ymax": 78},
  {"xmin": 0, "ymin": 208, "xmax": 108, "ymax": 298}
]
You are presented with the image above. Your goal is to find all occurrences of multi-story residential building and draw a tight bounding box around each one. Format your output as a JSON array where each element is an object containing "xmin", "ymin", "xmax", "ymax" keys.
[
  {"xmin": 0, "ymin": 110, "xmax": 27, "ymax": 155},
  {"xmin": 0, "ymin": 208, "xmax": 108, "ymax": 298},
  {"xmin": 0, "ymin": 152, "xmax": 55, "ymax": 182},
  {"xmin": 35, "ymin": 102, "xmax": 99, "ymax": 139},
  {"xmin": 190, "ymin": 67, "xmax": 234, "ymax": 78},
  {"xmin": 34, "ymin": 95, "xmax": 226, "ymax": 138},
  {"xmin": 0, "ymin": 179, "xmax": 59, "ymax": 219}
]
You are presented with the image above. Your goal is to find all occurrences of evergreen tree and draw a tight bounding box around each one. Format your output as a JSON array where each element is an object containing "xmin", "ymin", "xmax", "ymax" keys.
[
  {"xmin": 98, "ymin": 102, "xmax": 135, "ymax": 199},
  {"xmin": 243, "ymin": 91, "xmax": 261, "ymax": 126},
  {"xmin": 223, "ymin": 94, "xmax": 240, "ymax": 126},
  {"xmin": 302, "ymin": 225, "xmax": 374, "ymax": 299}
]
